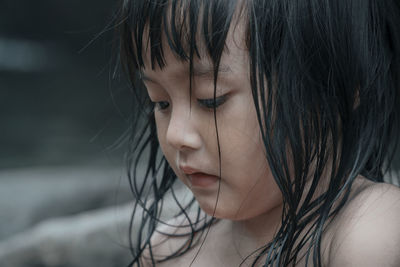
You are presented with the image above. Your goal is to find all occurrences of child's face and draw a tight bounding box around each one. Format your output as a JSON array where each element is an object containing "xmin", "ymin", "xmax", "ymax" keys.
[{"xmin": 141, "ymin": 21, "xmax": 283, "ymax": 221}]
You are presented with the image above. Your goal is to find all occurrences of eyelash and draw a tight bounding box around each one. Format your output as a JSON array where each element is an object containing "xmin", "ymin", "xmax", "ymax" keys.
[
  {"xmin": 154, "ymin": 101, "xmax": 170, "ymax": 110},
  {"xmin": 153, "ymin": 95, "xmax": 228, "ymax": 111},
  {"xmin": 198, "ymin": 95, "xmax": 228, "ymax": 109}
]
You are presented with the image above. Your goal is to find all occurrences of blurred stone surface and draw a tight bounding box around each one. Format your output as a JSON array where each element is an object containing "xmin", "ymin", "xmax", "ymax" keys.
[
  {"xmin": 0, "ymin": 180, "xmax": 189, "ymax": 267},
  {"xmin": 0, "ymin": 166, "xmax": 132, "ymax": 241},
  {"xmin": 0, "ymin": 202, "xmax": 133, "ymax": 267}
]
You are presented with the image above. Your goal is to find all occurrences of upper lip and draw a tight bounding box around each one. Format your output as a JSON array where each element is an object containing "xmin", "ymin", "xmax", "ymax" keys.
[{"xmin": 179, "ymin": 165, "xmax": 207, "ymax": 175}]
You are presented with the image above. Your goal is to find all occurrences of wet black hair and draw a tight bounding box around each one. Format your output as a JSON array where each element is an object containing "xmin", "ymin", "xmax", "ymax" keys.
[{"xmin": 115, "ymin": 0, "xmax": 400, "ymax": 266}]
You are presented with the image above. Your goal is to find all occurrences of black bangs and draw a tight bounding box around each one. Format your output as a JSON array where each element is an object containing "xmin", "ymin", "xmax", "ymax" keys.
[{"xmin": 121, "ymin": 0, "xmax": 242, "ymax": 74}]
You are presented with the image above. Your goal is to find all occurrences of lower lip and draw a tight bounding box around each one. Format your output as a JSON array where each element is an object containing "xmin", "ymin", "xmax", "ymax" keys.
[{"xmin": 188, "ymin": 173, "xmax": 219, "ymax": 188}]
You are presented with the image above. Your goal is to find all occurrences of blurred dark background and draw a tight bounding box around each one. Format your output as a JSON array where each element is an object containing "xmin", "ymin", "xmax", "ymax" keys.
[
  {"xmin": 0, "ymin": 1, "xmax": 135, "ymax": 266},
  {"xmin": 0, "ymin": 0, "xmax": 131, "ymax": 169}
]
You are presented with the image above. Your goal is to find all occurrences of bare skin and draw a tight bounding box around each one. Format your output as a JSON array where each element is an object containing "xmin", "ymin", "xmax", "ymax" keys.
[{"xmin": 140, "ymin": 176, "xmax": 400, "ymax": 267}]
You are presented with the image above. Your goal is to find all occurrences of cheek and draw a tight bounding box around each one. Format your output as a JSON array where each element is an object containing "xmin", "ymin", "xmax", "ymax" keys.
[
  {"xmin": 154, "ymin": 113, "xmax": 172, "ymax": 159},
  {"xmin": 224, "ymin": 145, "xmax": 282, "ymax": 219},
  {"xmin": 218, "ymin": 94, "xmax": 263, "ymax": 160},
  {"xmin": 155, "ymin": 113, "xmax": 165, "ymax": 144},
  {"xmin": 217, "ymin": 97, "xmax": 283, "ymax": 217}
]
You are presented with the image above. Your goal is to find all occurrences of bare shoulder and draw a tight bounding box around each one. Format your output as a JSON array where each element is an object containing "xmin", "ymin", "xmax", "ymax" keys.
[
  {"xmin": 140, "ymin": 211, "xmax": 205, "ymax": 266},
  {"xmin": 328, "ymin": 180, "xmax": 400, "ymax": 267}
]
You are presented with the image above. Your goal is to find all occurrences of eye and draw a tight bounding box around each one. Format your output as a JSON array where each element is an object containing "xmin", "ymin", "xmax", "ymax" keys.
[
  {"xmin": 154, "ymin": 101, "xmax": 170, "ymax": 111},
  {"xmin": 197, "ymin": 95, "xmax": 228, "ymax": 109}
]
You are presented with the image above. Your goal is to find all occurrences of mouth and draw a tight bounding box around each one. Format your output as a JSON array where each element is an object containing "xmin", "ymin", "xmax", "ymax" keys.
[
  {"xmin": 179, "ymin": 165, "xmax": 220, "ymax": 188},
  {"xmin": 187, "ymin": 172, "xmax": 220, "ymax": 188}
]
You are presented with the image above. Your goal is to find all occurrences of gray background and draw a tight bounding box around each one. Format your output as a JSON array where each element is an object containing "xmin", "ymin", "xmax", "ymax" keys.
[{"xmin": 0, "ymin": 1, "xmax": 135, "ymax": 266}]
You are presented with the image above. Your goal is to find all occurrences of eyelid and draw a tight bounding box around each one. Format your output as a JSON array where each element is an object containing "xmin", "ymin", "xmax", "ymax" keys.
[
  {"xmin": 151, "ymin": 100, "xmax": 170, "ymax": 111},
  {"xmin": 197, "ymin": 94, "xmax": 228, "ymax": 109}
]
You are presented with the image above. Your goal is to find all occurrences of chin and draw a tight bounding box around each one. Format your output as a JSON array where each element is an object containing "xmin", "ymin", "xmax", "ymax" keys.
[
  {"xmin": 196, "ymin": 200, "xmax": 226, "ymax": 218},
  {"xmin": 196, "ymin": 200, "xmax": 241, "ymax": 220}
]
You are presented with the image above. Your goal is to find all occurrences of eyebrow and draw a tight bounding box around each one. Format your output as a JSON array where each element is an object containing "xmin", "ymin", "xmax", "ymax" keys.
[{"xmin": 140, "ymin": 64, "xmax": 233, "ymax": 83}]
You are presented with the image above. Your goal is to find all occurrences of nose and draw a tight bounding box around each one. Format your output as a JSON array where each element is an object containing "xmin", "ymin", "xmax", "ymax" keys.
[{"xmin": 166, "ymin": 108, "xmax": 202, "ymax": 151}]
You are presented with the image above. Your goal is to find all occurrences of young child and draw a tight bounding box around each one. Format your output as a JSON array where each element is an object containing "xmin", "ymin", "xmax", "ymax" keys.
[{"xmin": 117, "ymin": 0, "xmax": 400, "ymax": 266}]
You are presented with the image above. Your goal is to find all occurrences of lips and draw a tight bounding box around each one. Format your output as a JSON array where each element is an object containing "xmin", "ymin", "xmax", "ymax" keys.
[
  {"xmin": 179, "ymin": 165, "xmax": 200, "ymax": 175},
  {"xmin": 188, "ymin": 172, "xmax": 219, "ymax": 187},
  {"xmin": 179, "ymin": 165, "xmax": 219, "ymax": 188}
]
